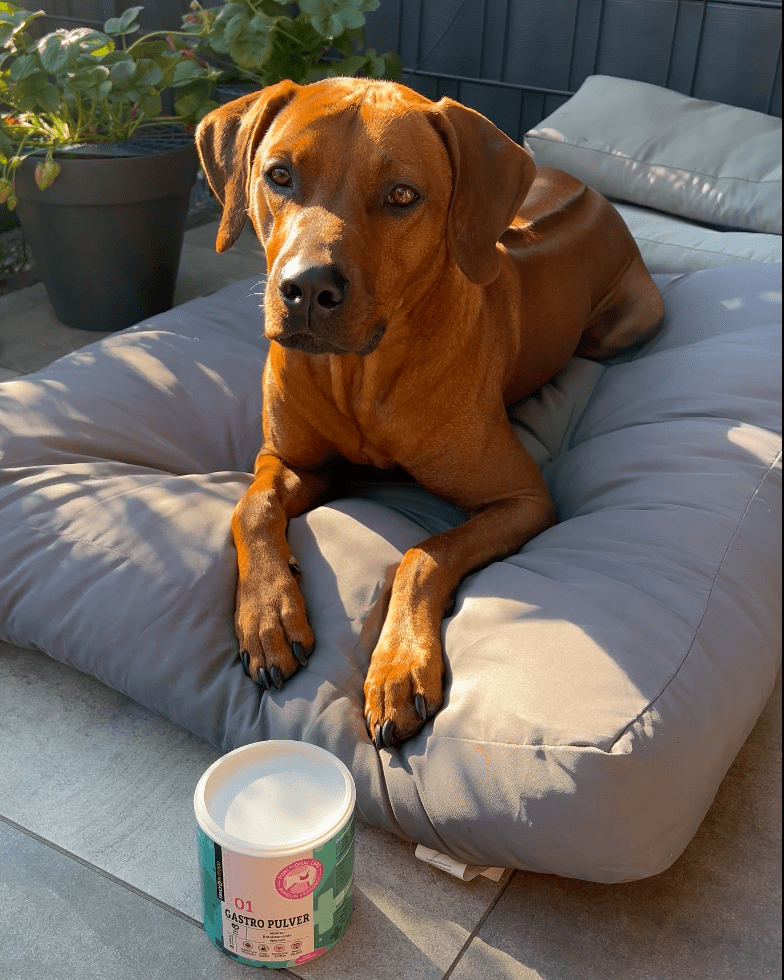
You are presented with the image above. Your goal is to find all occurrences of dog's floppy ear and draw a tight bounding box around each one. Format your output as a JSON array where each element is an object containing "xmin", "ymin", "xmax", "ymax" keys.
[
  {"xmin": 427, "ymin": 98, "xmax": 536, "ymax": 285},
  {"xmin": 195, "ymin": 80, "xmax": 300, "ymax": 252}
]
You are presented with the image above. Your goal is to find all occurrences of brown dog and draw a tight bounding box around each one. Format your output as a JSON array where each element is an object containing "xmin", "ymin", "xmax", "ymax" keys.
[{"xmin": 196, "ymin": 77, "xmax": 663, "ymax": 749}]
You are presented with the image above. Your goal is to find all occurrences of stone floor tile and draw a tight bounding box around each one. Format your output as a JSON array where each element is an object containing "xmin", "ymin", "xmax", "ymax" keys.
[{"xmin": 0, "ymin": 818, "xmax": 290, "ymax": 980}]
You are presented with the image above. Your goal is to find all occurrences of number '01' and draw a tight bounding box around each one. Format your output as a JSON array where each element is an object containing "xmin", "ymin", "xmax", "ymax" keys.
[{"xmin": 234, "ymin": 898, "xmax": 254, "ymax": 912}]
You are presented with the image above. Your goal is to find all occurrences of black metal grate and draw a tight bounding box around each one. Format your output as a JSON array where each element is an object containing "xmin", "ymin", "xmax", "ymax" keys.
[{"xmin": 51, "ymin": 125, "xmax": 194, "ymax": 158}]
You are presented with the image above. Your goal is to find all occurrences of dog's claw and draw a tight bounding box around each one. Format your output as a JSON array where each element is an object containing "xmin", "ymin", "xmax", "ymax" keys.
[
  {"xmin": 414, "ymin": 694, "xmax": 427, "ymax": 722},
  {"xmin": 240, "ymin": 651, "xmax": 251, "ymax": 678},
  {"xmin": 292, "ymin": 642, "xmax": 308, "ymax": 668},
  {"xmin": 382, "ymin": 719, "xmax": 395, "ymax": 747},
  {"xmin": 258, "ymin": 667, "xmax": 272, "ymax": 691},
  {"xmin": 365, "ymin": 712, "xmax": 373, "ymax": 737},
  {"xmin": 269, "ymin": 665, "xmax": 283, "ymax": 690},
  {"xmin": 289, "ymin": 560, "xmax": 302, "ymax": 578},
  {"xmin": 374, "ymin": 724, "xmax": 384, "ymax": 751}
]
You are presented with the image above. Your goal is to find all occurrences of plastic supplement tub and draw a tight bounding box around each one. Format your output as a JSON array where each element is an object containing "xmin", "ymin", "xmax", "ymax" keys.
[{"xmin": 194, "ymin": 740, "xmax": 356, "ymax": 969}]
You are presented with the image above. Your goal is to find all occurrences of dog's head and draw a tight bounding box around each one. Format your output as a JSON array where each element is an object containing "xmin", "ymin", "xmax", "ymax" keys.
[{"xmin": 196, "ymin": 78, "xmax": 535, "ymax": 356}]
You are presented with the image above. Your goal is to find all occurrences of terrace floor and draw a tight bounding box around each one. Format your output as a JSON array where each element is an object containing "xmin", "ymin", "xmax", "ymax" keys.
[{"xmin": 1, "ymin": 219, "xmax": 781, "ymax": 980}]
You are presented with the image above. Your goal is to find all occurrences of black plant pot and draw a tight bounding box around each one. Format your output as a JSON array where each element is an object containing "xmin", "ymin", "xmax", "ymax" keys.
[{"xmin": 14, "ymin": 129, "xmax": 198, "ymax": 331}]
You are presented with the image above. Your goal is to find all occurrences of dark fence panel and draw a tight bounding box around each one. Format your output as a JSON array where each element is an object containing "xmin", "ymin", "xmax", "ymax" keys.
[
  {"xmin": 34, "ymin": 1, "xmax": 187, "ymax": 33},
  {"xmin": 366, "ymin": 0, "xmax": 782, "ymax": 139}
]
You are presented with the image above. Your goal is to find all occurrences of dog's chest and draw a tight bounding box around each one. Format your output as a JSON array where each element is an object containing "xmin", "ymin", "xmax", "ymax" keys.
[
  {"xmin": 327, "ymin": 413, "xmax": 399, "ymax": 470},
  {"xmin": 324, "ymin": 366, "xmax": 400, "ymax": 470}
]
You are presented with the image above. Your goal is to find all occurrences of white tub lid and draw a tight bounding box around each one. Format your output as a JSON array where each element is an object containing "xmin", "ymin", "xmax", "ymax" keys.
[{"xmin": 194, "ymin": 740, "xmax": 356, "ymax": 856}]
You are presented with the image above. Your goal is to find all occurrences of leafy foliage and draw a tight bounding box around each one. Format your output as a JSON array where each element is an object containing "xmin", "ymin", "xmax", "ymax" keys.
[
  {"xmin": 182, "ymin": 0, "xmax": 401, "ymax": 88},
  {"xmin": 0, "ymin": 3, "xmax": 219, "ymax": 203}
]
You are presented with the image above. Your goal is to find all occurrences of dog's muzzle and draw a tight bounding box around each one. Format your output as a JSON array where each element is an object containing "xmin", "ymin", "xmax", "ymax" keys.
[{"xmin": 271, "ymin": 258, "xmax": 386, "ymax": 355}]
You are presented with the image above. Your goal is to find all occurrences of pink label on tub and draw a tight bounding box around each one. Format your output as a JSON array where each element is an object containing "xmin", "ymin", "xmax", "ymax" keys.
[{"xmin": 275, "ymin": 858, "xmax": 323, "ymax": 899}]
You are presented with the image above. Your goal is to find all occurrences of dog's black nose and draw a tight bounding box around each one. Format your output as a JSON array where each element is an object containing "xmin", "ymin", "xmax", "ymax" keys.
[{"xmin": 279, "ymin": 261, "xmax": 348, "ymax": 318}]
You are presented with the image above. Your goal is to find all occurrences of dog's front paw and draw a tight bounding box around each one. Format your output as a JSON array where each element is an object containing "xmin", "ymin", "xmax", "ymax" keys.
[
  {"xmin": 235, "ymin": 560, "xmax": 314, "ymax": 691},
  {"xmin": 363, "ymin": 631, "xmax": 444, "ymax": 749}
]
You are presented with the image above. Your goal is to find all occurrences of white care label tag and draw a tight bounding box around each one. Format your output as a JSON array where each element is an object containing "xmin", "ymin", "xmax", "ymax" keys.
[{"xmin": 414, "ymin": 845, "xmax": 506, "ymax": 882}]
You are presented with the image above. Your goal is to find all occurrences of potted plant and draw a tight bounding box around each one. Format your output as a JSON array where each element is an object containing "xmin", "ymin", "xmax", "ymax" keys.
[
  {"xmin": 181, "ymin": 0, "xmax": 401, "ymax": 102},
  {"xmin": 0, "ymin": 3, "xmax": 219, "ymax": 330}
]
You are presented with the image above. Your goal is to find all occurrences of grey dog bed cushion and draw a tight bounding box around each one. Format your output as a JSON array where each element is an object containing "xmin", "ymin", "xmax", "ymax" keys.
[{"xmin": 0, "ymin": 261, "xmax": 781, "ymax": 882}]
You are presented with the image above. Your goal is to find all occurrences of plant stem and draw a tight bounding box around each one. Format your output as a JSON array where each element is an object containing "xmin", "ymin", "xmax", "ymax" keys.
[{"xmin": 126, "ymin": 27, "xmax": 207, "ymax": 57}]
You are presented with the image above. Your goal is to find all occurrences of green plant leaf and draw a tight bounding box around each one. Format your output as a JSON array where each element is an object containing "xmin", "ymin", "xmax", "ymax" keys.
[
  {"xmin": 9, "ymin": 51, "xmax": 38, "ymax": 82},
  {"xmin": 67, "ymin": 27, "xmax": 113, "ymax": 53},
  {"xmin": 38, "ymin": 81, "xmax": 60, "ymax": 112},
  {"xmin": 10, "ymin": 77, "xmax": 47, "ymax": 112},
  {"xmin": 173, "ymin": 84, "xmax": 213, "ymax": 119},
  {"xmin": 230, "ymin": 13, "xmax": 274, "ymax": 71},
  {"xmin": 36, "ymin": 33, "xmax": 70, "ymax": 73},
  {"xmin": 366, "ymin": 50, "xmax": 385, "ymax": 78},
  {"xmin": 382, "ymin": 50, "xmax": 401, "ymax": 80},
  {"xmin": 119, "ymin": 5, "xmax": 143, "ymax": 33},
  {"xmin": 0, "ymin": 127, "xmax": 13, "ymax": 156},
  {"xmin": 69, "ymin": 64, "xmax": 110, "ymax": 93},
  {"xmin": 104, "ymin": 5, "xmax": 142, "ymax": 36},
  {"xmin": 333, "ymin": 53, "xmax": 366, "ymax": 76},
  {"xmin": 134, "ymin": 58, "xmax": 163, "ymax": 89},
  {"xmin": 210, "ymin": 2, "xmax": 251, "ymax": 53},
  {"xmin": 0, "ymin": 7, "xmax": 32, "ymax": 48},
  {"xmin": 136, "ymin": 90, "xmax": 161, "ymax": 117},
  {"xmin": 171, "ymin": 58, "xmax": 204, "ymax": 86},
  {"xmin": 300, "ymin": 0, "xmax": 368, "ymax": 38},
  {"xmin": 108, "ymin": 55, "xmax": 135, "ymax": 87}
]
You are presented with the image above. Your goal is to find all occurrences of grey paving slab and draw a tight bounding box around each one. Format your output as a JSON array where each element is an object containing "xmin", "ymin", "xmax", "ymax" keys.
[
  {"xmin": 174, "ymin": 241, "xmax": 265, "ymax": 306},
  {"xmin": 450, "ymin": 669, "xmax": 782, "ymax": 980},
  {"xmin": 0, "ymin": 642, "xmax": 218, "ymax": 919},
  {"xmin": 0, "ymin": 280, "xmax": 51, "ymax": 324},
  {"xmin": 0, "ymin": 642, "xmax": 502, "ymax": 980},
  {"xmin": 174, "ymin": 220, "xmax": 265, "ymax": 306},
  {"xmin": 184, "ymin": 218, "xmax": 265, "ymax": 263},
  {"xmin": 0, "ymin": 818, "xmax": 288, "ymax": 980}
]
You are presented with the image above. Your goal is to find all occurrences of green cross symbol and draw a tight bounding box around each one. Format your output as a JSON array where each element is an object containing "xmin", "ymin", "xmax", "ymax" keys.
[{"xmin": 314, "ymin": 888, "xmax": 334, "ymax": 935}]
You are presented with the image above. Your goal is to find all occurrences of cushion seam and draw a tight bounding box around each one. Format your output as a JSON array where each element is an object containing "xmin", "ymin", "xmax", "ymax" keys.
[{"xmin": 629, "ymin": 235, "xmax": 780, "ymax": 258}]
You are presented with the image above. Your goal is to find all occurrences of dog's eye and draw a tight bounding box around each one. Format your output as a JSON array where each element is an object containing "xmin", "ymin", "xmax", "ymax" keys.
[
  {"xmin": 386, "ymin": 185, "xmax": 418, "ymax": 207},
  {"xmin": 268, "ymin": 166, "xmax": 292, "ymax": 188}
]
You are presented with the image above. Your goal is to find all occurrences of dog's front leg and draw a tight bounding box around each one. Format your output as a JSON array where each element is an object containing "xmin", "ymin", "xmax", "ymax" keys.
[
  {"xmin": 232, "ymin": 451, "xmax": 330, "ymax": 690},
  {"xmin": 364, "ymin": 435, "xmax": 556, "ymax": 748}
]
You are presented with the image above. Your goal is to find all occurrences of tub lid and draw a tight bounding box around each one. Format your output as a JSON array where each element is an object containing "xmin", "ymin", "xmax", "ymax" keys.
[{"xmin": 194, "ymin": 740, "xmax": 356, "ymax": 856}]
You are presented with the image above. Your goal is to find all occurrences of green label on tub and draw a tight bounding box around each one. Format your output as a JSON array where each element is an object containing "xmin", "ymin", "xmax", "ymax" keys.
[
  {"xmin": 313, "ymin": 814, "xmax": 355, "ymax": 948},
  {"xmin": 196, "ymin": 824, "xmax": 223, "ymax": 947}
]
